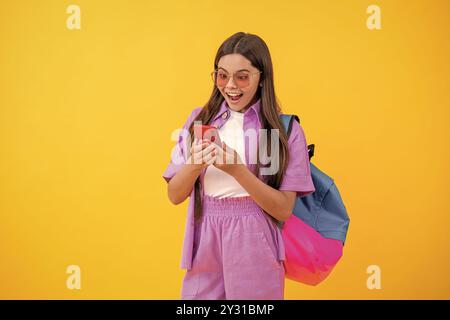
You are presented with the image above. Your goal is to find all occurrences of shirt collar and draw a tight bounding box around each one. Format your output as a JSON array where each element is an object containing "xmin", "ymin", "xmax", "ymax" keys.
[{"xmin": 212, "ymin": 97, "xmax": 262, "ymax": 125}]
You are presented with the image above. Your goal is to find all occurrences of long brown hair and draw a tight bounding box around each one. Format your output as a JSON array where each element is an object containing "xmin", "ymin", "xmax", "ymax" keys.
[{"xmin": 189, "ymin": 32, "xmax": 290, "ymax": 224}]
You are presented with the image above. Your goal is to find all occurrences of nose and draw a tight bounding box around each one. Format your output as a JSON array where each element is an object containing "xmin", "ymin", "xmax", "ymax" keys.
[{"xmin": 225, "ymin": 75, "xmax": 237, "ymax": 89}]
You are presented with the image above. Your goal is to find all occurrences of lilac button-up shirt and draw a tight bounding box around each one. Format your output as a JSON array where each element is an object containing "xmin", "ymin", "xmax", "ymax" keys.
[{"xmin": 163, "ymin": 98, "xmax": 315, "ymax": 270}]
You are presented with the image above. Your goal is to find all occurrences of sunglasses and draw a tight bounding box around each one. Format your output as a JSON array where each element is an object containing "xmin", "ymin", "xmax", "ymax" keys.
[{"xmin": 211, "ymin": 69, "xmax": 262, "ymax": 88}]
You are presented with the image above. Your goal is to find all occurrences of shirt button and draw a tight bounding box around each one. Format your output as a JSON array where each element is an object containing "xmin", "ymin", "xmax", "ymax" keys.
[{"xmin": 222, "ymin": 112, "xmax": 228, "ymax": 119}]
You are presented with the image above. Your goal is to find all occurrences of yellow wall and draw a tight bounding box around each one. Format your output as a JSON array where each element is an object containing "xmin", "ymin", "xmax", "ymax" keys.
[{"xmin": 0, "ymin": 0, "xmax": 449, "ymax": 299}]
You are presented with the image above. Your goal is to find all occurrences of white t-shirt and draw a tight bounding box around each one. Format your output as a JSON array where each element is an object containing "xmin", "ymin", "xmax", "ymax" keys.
[{"xmin": 203, "ymin": 108, "xmax": 250, "ymax": 198}]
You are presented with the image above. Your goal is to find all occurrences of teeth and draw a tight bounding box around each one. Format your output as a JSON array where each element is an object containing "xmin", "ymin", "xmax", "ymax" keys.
[{"xmin": 227, "ymin": 93, "xmax": 242, "ymax": 96}]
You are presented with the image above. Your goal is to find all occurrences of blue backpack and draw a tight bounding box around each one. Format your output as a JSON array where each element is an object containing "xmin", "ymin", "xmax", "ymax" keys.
[{"xmin": 279, "ymin": 114, "xmax": 350, "ymax": 244}]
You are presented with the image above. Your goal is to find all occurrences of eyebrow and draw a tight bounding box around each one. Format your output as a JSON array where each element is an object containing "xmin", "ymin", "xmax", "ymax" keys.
[{"xmin": 218, "ymin": 67, "xmax": 251, "ymax": 73}]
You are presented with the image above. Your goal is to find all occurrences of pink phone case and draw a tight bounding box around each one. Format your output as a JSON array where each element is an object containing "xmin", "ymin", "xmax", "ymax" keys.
[{"xmin": 194, "ymin": 125, "xmax": 222, "ymax": 147}]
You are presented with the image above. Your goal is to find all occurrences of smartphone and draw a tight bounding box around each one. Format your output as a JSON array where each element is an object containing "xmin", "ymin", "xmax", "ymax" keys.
[{"xmin": 193, "ymin": 124, "xmax": 222, "ymax": 147}]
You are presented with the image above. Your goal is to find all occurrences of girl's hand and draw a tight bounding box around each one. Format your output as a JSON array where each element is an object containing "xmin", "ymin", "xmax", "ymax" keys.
[
  {"xmin": 213, "ymin": 141, "xmax": 245, "ymax": 176},
  {"xmin": 187, "ymin": 138, "xmax": 217, "ymax": 170}
]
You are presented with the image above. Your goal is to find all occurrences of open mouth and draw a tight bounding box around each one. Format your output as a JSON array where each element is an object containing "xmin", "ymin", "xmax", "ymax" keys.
[{"xmin": 226, "ymin": 93, "xmax": 243, "ymax": 103}]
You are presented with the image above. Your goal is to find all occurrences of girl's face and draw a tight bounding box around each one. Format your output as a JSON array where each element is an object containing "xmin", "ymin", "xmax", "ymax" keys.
[{"xmin": 216, "ymin": 54, "xmax": 261, "ymax": 112}]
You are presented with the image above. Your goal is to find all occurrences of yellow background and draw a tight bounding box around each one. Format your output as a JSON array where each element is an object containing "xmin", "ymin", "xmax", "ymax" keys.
[{"xmin": 1, "ymin": 0, "xmax": 449, "ymax": 299}]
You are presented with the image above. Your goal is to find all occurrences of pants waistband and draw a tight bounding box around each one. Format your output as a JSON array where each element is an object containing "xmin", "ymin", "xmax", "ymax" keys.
[{"xmin": 202, "ymin": 194, "xmax": 264, "ymax": 216}]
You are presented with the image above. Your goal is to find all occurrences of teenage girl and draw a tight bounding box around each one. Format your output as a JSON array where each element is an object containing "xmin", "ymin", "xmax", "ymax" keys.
[{"xmin": 163, "ymin": 32, "xmax": 315, "ymax": 300}]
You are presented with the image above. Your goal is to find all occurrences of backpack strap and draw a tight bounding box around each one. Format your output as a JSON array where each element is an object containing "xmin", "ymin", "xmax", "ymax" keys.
[
  {"xmin": 279, "ymin": 114, "xmax": 315, "ymax": 160},
  {"xmin": 279, "ymin": 114, "xmax": 299, "ymax": 137}
]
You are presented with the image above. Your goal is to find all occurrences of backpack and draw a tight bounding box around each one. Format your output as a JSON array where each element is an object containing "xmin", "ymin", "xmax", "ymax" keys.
[{"xmin": 278, "ymin": 114, "xmax": 350, "ymax": 285}]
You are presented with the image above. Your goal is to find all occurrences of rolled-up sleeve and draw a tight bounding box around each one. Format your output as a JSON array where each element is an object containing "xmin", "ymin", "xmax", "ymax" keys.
[
  {"xmin": 162, "ymin": 107, "xmax": 202, "ymax": 183},
  {"xmin": 278, "ymin": 120, "xmax": 315, "ymax": 197}
]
